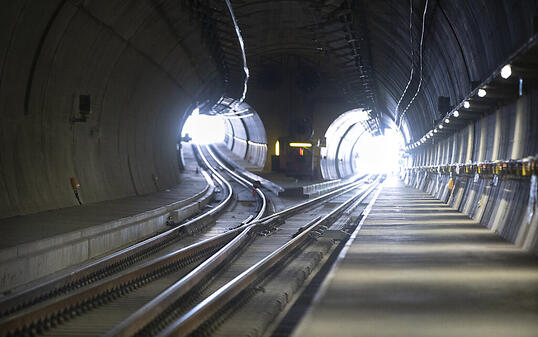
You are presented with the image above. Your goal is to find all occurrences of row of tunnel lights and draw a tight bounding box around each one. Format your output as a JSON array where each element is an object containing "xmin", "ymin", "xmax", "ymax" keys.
[{"xmin": 405, "ymin": 64, "xmax": 513, "ymax": 151}]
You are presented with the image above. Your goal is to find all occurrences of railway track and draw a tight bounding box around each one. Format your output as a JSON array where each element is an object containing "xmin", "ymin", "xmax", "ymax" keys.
[
  {"xmin": 123, "ymin": 177, "xmax": 381, "ymax": 337},
  {"xmin": 0, "ymin": 144, "xmax": 266, "ymax": 335},
  {"xmin": 59, "ymin": 176, "xmax": 376, "ymax": 337},
  {"xmin": 0, "ymin": 145, "xmax": 379, "ymax": 337}
]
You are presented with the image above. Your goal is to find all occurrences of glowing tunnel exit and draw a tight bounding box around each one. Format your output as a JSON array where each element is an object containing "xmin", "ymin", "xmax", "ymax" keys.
[
  {"xmin": 181, "ymin": 108, "xmax": 226, "ymax": 144},
  {"xmin": 180, "ymin": 97, "xmax": 268, "ymax": 170},
  {"xmin": 320, "ymin": 109, "xmax": 404, "ymax": 179},
  {"xmin": 351, "ymin": 129, "xmax": 404, "ymax": 175}
]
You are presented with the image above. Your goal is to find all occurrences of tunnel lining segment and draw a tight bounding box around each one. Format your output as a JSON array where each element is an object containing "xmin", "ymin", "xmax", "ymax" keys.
[
  {"xmin": 321, "ymin": 109, "xmax": 370, "ymax": 180},
  {"xmin": 212, "ymin": 97, "xmax": 268, "ymax": 170}
]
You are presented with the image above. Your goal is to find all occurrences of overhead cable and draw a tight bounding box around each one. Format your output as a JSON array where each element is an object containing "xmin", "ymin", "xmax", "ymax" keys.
[
  {"xmin": 394, "ymin": 0, "xmax": 415, "ymax": 124},
  {"xmin": 225, "ymin": 0, "xmax": 249, "ymax": 105},
  {"xmin": 398, "ymin": 0, "xmax": 429, "ymax": 129}
]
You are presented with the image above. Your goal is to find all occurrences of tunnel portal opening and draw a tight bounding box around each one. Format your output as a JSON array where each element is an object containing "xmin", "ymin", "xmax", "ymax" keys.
[
  {"xmin": 180, "ymin": 98, "xmax": 268, "ymax": 170},
  {"xmin": 351, "ymin": 129, "xmax": 404, "ymax": 175},
  {"xmin": 320, "ymin": 109, "xmax": 404, "ymax": 179},
  {"xmin": 181, "ymin": 108, "xmax": 226, "ymax": 144}
]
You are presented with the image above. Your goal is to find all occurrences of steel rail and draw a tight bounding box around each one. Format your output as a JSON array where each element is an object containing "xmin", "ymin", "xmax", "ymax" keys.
[
  {"xmin": 106, "ymin": 176, "xmax": 377, "ymax": 337},
  {"xmin": 1, "ymin": 164, "xmax": 362, "ymax": 324},
  {"xmin": 204, "ymin": 145, "xmax": 267, "ymax": 221},
  {"xmin": 250, "ymin": 174, "xmax": 368, "ymax": 225},
  {"xmin": 0, "ymin": 229, "xmax": 240, "ymax": 336},
  {"xmin": 0, "ymin": 148, "xmax": 233, "ymax": 320},
  {"xmin": 156, "ymin": 177, "xmax": 381, "ymax": 337},
  {"xmin": 0, "ymin": 145, "xmax": 370, "ymax": 336},
  {"xmin": 102, "ymin": 223, "xmax": 261, "ymax": 337},
  {"xmin": 0, "ymin": 145, "xmax": 269, "ymax": 337},
  {"xmin": 207, "ymin": 140, "xmax": 368, "ymax": 227},
  {"xmin": 104, "ymin": 177, "xmax": 372, "ymax": 337}
]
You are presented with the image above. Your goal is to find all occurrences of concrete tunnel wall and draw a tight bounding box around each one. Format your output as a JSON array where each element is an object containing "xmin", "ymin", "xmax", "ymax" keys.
[
  {"xmin": 274, "ymin": 1, "xmax": 538, "ymax": 181},
  {"xmin": 316, "ymin": 1, "xmax": 538, "ymax": 255},
  {"xmin": 406, "ymin": 85, "xmax": 538, "ymax": 254},
  {"xmin": 320, "ymin": 109, "xmax": 369, "ymax": 180},
  {"xmin": 0, "ymin": 1, "xmax": 221, "ymax": 219},
  {"xmin": 220, "ymin": 99, "xmax": 267, "ymax": 170},
  {"xmin": 363, "ymin": 1, "xmax": 537, "ymax": 139},
  {"xmin": 1, "ymin": 0, "xmax": 537, "ymax": 223}
]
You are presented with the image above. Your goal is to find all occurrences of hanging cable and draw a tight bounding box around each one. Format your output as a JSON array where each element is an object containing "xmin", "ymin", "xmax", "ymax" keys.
[
  {"xmin": 394, "ymin": 0, "xmax": 415, "ymax": 124},
  {"xmin": 225, "ymin": 0, "xmax": 249, "ymax": 105},
  {"xmin": 398, "ymin": 0, "xmax": 429, "ymax": 129}
]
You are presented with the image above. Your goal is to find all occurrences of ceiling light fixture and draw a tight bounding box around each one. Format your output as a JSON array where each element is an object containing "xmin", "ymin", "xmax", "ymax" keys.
[
  {"xmin": 463, "ymin": 101, "xmax": 470, "ymax": 109},
  {"xmin": 501, "ymin": 64, "xmax": 512, "ymax": 79},
  {"xmin": 445, "ymin": 118, "xmax": 450, "ymax": 123},
  {"xmin": 453, "ymin": 110, "xmax": 460, "ymax": 117},
  {"xmin": 478, "ymin": 88, "xmax": 487, "ymax": 97}
]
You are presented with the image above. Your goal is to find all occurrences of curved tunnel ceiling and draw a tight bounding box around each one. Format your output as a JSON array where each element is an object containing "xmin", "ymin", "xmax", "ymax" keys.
[
  {"xmin": 1, "ymin": 0, "xmax": 536, "ymax": 218},
  {"xmin": 209, "ymin": 0, "xmax": 536, "ymax": 138},
  {"xmin": 358, "ymin": 0, "xmax": 535, "ymax": 138}
]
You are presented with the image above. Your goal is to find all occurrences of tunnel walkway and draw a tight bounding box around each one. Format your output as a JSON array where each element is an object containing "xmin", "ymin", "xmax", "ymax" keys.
[
  {"xmin": 0, "ymin": 177, "xmax": 207, "ymax": 250},
  {"xmin": 293, "ymin": 178, "xmax": 538, "ymax": 337},
  {"xmin": 0, "ymin": 147, "xmax": 207, "ymax": 250},
  {"xmin": 0, "ymin": 146, "xmax": 210, "ymax": 293}
]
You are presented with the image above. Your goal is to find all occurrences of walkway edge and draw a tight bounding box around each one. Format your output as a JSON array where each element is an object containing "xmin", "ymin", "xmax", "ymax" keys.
[{"xmin": 291, "ymin": 180, "xmax": 384, "ymax": 337}]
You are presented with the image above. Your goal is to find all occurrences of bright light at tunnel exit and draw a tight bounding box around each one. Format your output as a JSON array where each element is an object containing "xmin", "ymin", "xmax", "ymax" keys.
[
  {"xmin": 354, "ymin": 129, "xmax": 404, "ymax": 175},
  {"xmin": 181, "ymin": 110, "xmax": 226, "ymax": 144}
]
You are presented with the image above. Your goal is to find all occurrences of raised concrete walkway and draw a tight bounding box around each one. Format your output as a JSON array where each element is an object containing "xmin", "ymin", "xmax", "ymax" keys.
[
  {"xmin": 0, "ymin": 179, "xmax": 207, "ymax": 250},
  {"xmin": 0, "ymin": 145, "xmax": 211, "ymax": 292},
  {"xmin": 294, "ymin": 178, "xmax": 538, "ymax": 337}
]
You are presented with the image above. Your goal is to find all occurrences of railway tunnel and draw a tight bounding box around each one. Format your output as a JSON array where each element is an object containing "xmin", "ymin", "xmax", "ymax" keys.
[{"xmin": 0, "ymin": 1, "xmax": 537, "ymax": 336}]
